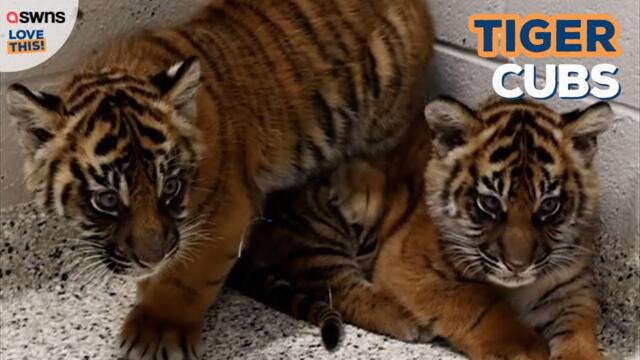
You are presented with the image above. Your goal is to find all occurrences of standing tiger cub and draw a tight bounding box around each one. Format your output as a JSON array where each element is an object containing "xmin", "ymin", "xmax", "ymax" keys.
[
  {"xmin": 5, "ymin": 0, "xmax": 433, "ymax": 358},
  {"xmin": 237, "ymin": 97, "xmax": 611, "ymax": 360}
]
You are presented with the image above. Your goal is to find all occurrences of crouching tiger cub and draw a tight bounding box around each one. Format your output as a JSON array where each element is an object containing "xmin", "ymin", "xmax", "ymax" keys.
[
  {"xmin": 237, "ymin": 97, "xmax": 611, "ymax": 360},
  {"xmin": 6, "ymin": 0, "xmax": 433, "ymax": 358}
]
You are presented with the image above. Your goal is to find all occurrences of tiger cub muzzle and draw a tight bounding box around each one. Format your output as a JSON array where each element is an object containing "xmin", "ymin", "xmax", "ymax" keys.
[{"xmin": 111, "ymin": 202, "xmax": 180, "ymax": 269}]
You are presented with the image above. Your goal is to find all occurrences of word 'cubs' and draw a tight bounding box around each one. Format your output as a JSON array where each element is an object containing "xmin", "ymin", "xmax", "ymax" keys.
[
  {"xmin": 235, "ymin": 97, "xmax": 610, "ymax": 360},
  {"xmin": 5, "ymin": 0, "xmax": 433, "ymax": 358}
]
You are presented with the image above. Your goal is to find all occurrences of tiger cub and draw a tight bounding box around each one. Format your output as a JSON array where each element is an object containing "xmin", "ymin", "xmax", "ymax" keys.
[
  {"xmin": 237, "ymin": 117, "xmax": 433, "ymax": 343},
  {"xmin": 6, "ymin": 0, "xmax": 433, "ymax": 358},
  {"xmin": 240, "ymin": 97, "xmax": 611, "ymax": 360},
  {"xmin": 377, "ymin": 97, "xmax": 611, "ymax": 360}
]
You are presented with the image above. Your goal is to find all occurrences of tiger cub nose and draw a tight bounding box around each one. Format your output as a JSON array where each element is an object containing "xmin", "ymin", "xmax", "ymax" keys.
[
  {"xmin": 133, "ymin": 231, "xmax": 167, "ymax": 265},
  {"xmin": 504, "ymin": 258, "xmax": 530, "ymax": 273}
]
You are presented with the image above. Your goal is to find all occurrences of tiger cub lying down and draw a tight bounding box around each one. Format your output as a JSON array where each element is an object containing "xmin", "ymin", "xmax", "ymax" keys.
[{"xmin": 233, "ymin": 97, "xmax": 612, "ymax": 359}]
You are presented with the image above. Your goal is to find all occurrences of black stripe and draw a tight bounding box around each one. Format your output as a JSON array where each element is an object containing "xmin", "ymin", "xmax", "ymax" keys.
[
  {"xmin": 225, "ymin": 5, "xmax": 309, "ymax": 179},
  {"xmin": 115, "ymin": 88, "xmax": 154, "ymax": 113},
  {"xmin": 440, "ymin": 160, "xmax": 461, "ymax": 203},
  {"xmin": 549, "ymin": 329, "xmax": 574, "ymax": 341},
  {"xmin": 244, "ymin": 2, "xmax": 305, "ymax": 82},
  {"xmin": 95, "ymin": 134, "xmax": 119, "ymax": 156},
  {"xmin": 146, "ymin": 33, "xmax": 186, "ymax": 63},
  {"xmin": 306, "ymin": 141, "xmax": 325, "ymax": 169},
  {"xmin": 313, "ymin": 92, "xmax": 337, "ymax": 145},
  {"xmin": 69, "ymin": 70, "xmax": 118, "ymax": 85},
  {"xmin": 469, "ymin": 301, "xmax": 497, "ymax": 332},
  {"xmin": 280, "ymin": 0, "xmax": 332, "ymax": 64},
  {"xmin": 67, "ymin": 75, "xmax": 146, "ymax": 105},
  {"xmin": 490, "ymin": 144, "xmax": 516, "ymax": 163},
  {"xmin": 366, "ymin": 48, "xmax": 381, "ymax": 99},
  {"xmin": 135, "ymin": 123, "xmax": 166, "ymax": 144},
  {"xmin": 534, "ymin": 146, "xmax": 554, "ymax": 164},
  {"xmin": 535, "ymin": 319, "xmax": 554, "ymax": 334},
  {"xmin": 485, "ymin": 110, "xmax": 509, "ymax": 125},
  {"xmin": 367, "ymin": 4, "xmax": 404, "ymax": 140},
  {"xmin": 45, "ymin": 159, "xmax": 61, "ymax": 209},
  {"xmin": 342, "ymin": 65, "xmax": 361, "ymax": 128},
  {"xmin": 60, "ymin": 183, "xmax": 72, "ymax": 208},
  {"xmin": 548, "ymin": 329, "xmax": 575, "ymax": 342},
  {"xmin": 67, "ymin": 91, "xmax": 99, "ymax": 116},
  {"xmin": 88, "ymin": 166, "xmax": 110, "ymax": 187},
  {"xmin": 481, "ymin": 176, "xmax": 496, "ymax": 192},
  {"xmin": 180, "ymin": 335, "xmax": 190, "ymax": 360},
  {"xmin": 82, "ymin": 112, "xmax": 100, "ymax": 137},
  {"xmin": 533, "ymin": 272, "xmax": 585, "ymax": 311},
  {"xmin": 314, "ymin": 0, "xmax": 354, "ymax": 60},
  {"xmin": 172, "ymin": 29, "xmax": 229, "ymax": 216},
  {"xmin": 528, "ymin": 118, "xmax": 559, "ymax": 147},
  {"xmin": 572, "ymin": 171, "xmax": 586, "ymax": 218}
]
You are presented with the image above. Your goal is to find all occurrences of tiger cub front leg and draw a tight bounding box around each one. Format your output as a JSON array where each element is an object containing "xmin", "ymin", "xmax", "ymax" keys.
[
  {"xmin": 549, "ymin": 327, "xmax": 603, "ymax": 360},
  {"xmin": 416, "ymin": 286, "xmax": 549, "ymax": 360},
  {"xmin": 540, "ymin": 289, "xmax": 603, "ymax": 360},
  {"xmin": 330, "ymin": 160, "xmax": 386, "ymax": 227},
  {"xmin": 376, "ymin": 251, "xmax": 549, "ymax": 360},
  {"xmin": 330, "ymin": 276, "xmax": 422, "ymax": 342},
  {"xmin": 119, "ymin": 198, "xmax": 254, "ymax": 360}
]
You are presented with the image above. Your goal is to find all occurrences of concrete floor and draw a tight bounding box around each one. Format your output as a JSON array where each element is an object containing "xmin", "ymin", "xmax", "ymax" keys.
[{"xmin": 1, "ymin": 203, "xmax": 637, "ymax": 359}]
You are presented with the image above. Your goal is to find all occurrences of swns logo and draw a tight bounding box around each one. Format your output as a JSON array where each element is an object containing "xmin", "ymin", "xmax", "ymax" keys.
[
  {"xmin": 6, "ymin": 11, "xmax": 66, "ymax": 24},
  {"xmin": 4, "ymin": 11, "xmax": 67, "ymax": 54},
  {"xmin": 468, "ymin": 14, "xmax": 622, "ymax": 100},
  {"xmin": 0, "ymin": 0, "xmax": 78, "ymax": 72}
]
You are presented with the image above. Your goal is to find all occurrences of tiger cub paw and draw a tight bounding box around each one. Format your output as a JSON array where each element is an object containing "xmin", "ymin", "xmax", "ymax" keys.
[
  {"xmin": 551, "ymin": 352, "xmax": 604, "ymax": 360},
  {"xmin": 473, "ymin": 333, "xmax": 549, "ymax": 360},
  {"xmin": 118, "ymin": 305, "xmax": 203, "ymax": 360},
  {"xmin": 329, "ymin": 161, "xmax": 386, "ymax": 227},
  {"xmin": 550, "ymin": 344, "xmax": 604, "ymax": 360}
]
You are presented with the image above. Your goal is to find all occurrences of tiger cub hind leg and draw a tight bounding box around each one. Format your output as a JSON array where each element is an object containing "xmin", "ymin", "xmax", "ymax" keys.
[
  {"xmin": 328, "ymin": 274, "xmax": 425, "ymax": 343},
  {"xmin": 227, "ymin": 256, "xmax": 344, "ymax": 352}
]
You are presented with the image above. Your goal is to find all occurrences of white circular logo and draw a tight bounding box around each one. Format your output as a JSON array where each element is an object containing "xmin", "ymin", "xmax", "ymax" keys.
[{"xmin": 0, "ymin": 0, "xmax": 78, "ymax": 73}]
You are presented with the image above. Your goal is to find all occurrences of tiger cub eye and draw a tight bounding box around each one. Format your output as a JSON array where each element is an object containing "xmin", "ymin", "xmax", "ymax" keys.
[
  {"xmin": 539, "ymin": 197, "xmax": 561, "ymax": 218},
  {"xmin": 163, "ymin": 177, "xmax": 182, "ymax": 198},
  {"xmin": 477, "ymin": 195, "xmax": 503, "ymax": 218}
]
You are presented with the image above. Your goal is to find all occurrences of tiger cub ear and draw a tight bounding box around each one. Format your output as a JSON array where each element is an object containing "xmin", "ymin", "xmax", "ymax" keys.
[
  {"xmin": 151, "ymin": 57, "xmax": 201, "ymax": 120},
  {"xmin": 562, "ymin": 102, "xmax": 613, "ymax": 165},
  {"xmin": 6, "ymin": 84, "xmax": 65, "ymax": 154},
  {"xmin": 424, "ymin": 96, "xmax": 479, "ymax": 157}
]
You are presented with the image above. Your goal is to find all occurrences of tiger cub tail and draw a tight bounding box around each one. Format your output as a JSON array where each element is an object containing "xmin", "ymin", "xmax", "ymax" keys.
[{"xmin": 227, "ymin": 256, "xmax": 344, "ymax": 352}]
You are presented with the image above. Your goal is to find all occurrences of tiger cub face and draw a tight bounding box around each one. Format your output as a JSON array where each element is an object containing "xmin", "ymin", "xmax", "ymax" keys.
[
  {"xmin": 6, "ymin": 58, "xmax": 203, "ymax": 277},
  {"xmin": 423, "ymin": 97, "xmax": 612, "ymax": 288}
]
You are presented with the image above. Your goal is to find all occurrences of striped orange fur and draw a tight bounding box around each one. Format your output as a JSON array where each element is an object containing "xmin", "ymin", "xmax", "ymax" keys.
[
  {"xmin": 6, "ymin": 0, "xmax": 434, "ymax": 358},
  {"xmin": 237, "ymin": 97, "xmax": 611, "ymax": 360}
]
